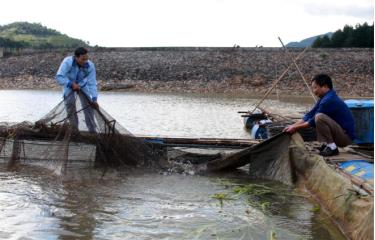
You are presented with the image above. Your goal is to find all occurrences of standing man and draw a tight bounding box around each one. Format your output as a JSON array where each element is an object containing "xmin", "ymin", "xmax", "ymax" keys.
[
  {"xmin": 56, "ymin": 47, "xmax": 99, "ymax": 132},
  {"xmin": 284, "ymin": 74, "xmax": 355, "ymax": 156}
]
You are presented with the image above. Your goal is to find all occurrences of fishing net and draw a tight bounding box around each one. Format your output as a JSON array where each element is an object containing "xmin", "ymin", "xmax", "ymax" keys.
[
  {"xmin": 166, "ymin": 133, "xmax": 296, "ymax": 185},
  {"xmin": 0, "ymin": 91, "xmax": 166, "ymax": 173},
  {"xmin": 0, "ymin": 91, "xmax": 296, "ymax": 185},
  {"xmin": 267, "ymin": 121, "xmax": 316, "ymax": 142},
  {"xmin": 204, "ymin": 133, "xmax": 295, "ymax": 185}
]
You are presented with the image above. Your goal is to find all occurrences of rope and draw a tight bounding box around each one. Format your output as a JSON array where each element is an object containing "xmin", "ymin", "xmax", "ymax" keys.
[
  {"xmin": 278, "ymin": 37, "xmax": 317, "ymax": 102},
  {"xmin": 53, "ymin": 105, "xmax": 90, "ymax": 126},
  {"xmin": 251, "ymin": 47, "xmax": 309, "ymax": 113}
]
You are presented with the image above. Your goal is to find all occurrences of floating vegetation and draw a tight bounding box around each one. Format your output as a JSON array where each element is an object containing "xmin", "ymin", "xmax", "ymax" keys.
[
  {"xmin": 233, "ymin": 183, "xmax": 275, "ymax": 197},
  {"xmin": 310, "ymin": 204, "xmax": 321, "ymax": 213},
  {"xmin": 232, "ymin": 183, "xmax": 277, "ymax": 212},
  {"xmin": 211, "ymin": 192, "xmax": 236, "ymax": 208},
  {"xmin": 190, "ymin": 223, "xmax": 216, "ymax": 240},
  {"xmin": 260, "ymin": 201, "xmax": 271, "ymax": 211},
  {"xmin": 213, "ymin": 180, "xmax": 306, "ymax": 214},
  {"xmin": 270, "ymin": 230, "xmax": 277, "ymax": 240}
]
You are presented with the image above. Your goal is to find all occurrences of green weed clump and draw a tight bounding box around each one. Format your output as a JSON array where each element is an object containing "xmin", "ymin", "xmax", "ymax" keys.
[{"xmin": 211, "ymin": 193, "xmax": 236, "ymax": 208}]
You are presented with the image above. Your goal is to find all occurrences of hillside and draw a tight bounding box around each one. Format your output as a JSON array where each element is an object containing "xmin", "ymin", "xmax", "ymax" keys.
[
  {"xmin": 0, "ymin": 48, "xmax": 372, "ymax": 97},
  {"xmin": 287, "ymin": 23, "xmax": 374, "ymax": 48},
  {"xmin": 286, "ymin": 33, "xmax": 333, "ymax": 48},
  {"xmin": 0, "ymin": 22, "xmax": 88, "ymax": 48}
]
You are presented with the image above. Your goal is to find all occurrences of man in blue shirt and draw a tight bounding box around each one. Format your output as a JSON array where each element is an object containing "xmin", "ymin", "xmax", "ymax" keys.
[
  {"xmin": 56, "ymin": 47, "xmax": 98, "ymax": 132},
  {"xmin": 284, "ymin": 74, "xmax": 355, "ymax": 156}
]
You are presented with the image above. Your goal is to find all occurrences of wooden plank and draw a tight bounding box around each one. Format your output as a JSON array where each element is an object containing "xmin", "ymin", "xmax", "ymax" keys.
[{"xmin": 138, "ymin": 135, "xmax": 260, "ymax": 146}]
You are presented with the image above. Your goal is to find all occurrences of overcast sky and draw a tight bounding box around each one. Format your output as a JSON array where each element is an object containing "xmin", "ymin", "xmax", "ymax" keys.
[{"xmin": 1, "ymin": 0, "xmax": 373, "ymax": 47}]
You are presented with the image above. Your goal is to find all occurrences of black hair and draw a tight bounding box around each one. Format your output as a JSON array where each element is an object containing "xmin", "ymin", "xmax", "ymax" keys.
[
  {"xmin": 74, "ymin": 47, "xmax": 88, "ymax": 57},
  {"xmin": 312, "ymin": 74, "xmax": 333, "ymax": 89}
]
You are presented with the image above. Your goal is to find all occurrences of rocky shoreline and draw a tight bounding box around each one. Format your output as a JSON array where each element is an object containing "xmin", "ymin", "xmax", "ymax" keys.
[{"xmin": 0, "ymin": 47, "xmax": 373, "ymax": 98}]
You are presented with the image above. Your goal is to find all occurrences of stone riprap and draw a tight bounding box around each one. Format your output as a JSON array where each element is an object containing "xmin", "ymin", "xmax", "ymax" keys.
[{"xmin": 0, "ymin": 47, "xmax": 373, "ymax": 97}]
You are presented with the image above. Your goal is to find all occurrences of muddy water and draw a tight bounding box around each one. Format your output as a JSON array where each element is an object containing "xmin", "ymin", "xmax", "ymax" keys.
[
  {"xmin": 0, "ymin": 90, "xmax": 313, "ymax": 138},
  {"xmin": 0, "ymin": 90, "xmax": 345, "ymax": 239}
]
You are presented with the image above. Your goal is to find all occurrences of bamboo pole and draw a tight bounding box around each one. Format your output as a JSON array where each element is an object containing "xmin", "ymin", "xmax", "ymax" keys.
[
  {"xmin": 278, "ymin": 37, "xmax": 317, "ymax": 102},
  {"xmin": 251, "ymin": 47, "xmax": 309, "ymax": 113}
]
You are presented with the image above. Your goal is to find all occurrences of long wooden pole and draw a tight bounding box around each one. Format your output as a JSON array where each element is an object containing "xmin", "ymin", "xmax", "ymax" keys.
[
  {"xmin": 251, "ymin": 47, "xmax": 308, "ymax": 113},
  {"xmin": 278, "ymin": 37, "xmax": 317, "ymax": 102}
]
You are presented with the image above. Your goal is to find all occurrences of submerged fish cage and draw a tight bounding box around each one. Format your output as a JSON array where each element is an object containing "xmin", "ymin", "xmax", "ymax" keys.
[{"xmin": 0, "ymin": 91, "xmax": 166, "ymax": 172}]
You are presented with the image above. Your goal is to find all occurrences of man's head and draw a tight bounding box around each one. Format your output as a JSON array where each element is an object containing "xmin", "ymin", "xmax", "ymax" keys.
[
  {"xmin": 311, "ymin": 74, "xmax": 333, "ymax": 98},
  {"xmin": 74, "ymin": 47, "xmax": 89, "ymax": 67}
]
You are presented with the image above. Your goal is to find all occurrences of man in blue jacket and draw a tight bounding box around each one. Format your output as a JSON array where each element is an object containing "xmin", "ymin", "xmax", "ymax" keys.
[
  {"xmin": 284, "ymin": 74, "xmax": 355, "ymax": 156},
  {"xmin": 56, "ymin": 47, "xmax": 98, "ymax": 132}
]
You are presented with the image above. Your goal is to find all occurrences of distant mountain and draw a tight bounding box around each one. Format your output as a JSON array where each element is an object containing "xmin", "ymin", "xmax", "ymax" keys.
[
  {"xmin": 286, "ymin": 32, "xmax": 333, "ymax": 48},
  {"xmin": 0, "ymin": 22, "xmax": 89, "ymax": 48}
]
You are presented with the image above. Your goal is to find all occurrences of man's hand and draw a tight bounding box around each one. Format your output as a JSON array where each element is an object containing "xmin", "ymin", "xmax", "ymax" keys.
[
  {"xmin": 91, "ymin": 101, "xmax": 99, "ymax": 110},
  {"xmin": 283, "ymin": 124, "xmax": 298, "ymax": 134},
  {"xmin": 72, "ymin": 82, "xmax": 80, "ymax": 91},
  {"xmin": 283, "ymin": 119, "xmax": 309, "ymax": 134}
]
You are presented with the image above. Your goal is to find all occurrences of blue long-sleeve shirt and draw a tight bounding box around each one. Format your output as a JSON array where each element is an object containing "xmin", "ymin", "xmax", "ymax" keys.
[
  {"xmin": 303, "ymin": 90, "xmax": 355, "ymax": 140},
  {"xmin": 56, "ymin": 56, "xmax": 98, "ymax": 102}
]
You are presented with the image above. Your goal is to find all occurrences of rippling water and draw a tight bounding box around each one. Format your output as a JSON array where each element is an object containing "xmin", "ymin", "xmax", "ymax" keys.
[
  {"xmin": 0, "ymin": 90, "xmax": 313, "ymax": 138},
  {"xmin": 0, "ymin": 90, "xmax": 345, "ymax": 239}
]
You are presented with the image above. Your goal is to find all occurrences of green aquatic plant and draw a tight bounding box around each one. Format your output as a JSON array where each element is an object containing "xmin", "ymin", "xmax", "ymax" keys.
[
  {"xmin": 233, "ymin": 184, "xmax": 255, "ymax": 195},
  {"xmin": 310, "ymin": 204, "xmax": 321, "ymax": 213},
  {"xmin": 218, "ymin": 183, "xmax": 276, "ymax": 212},
  {"xmin": 191, "ymin": 224, "xmax": 215, "ymax": 240},
  {"xmin": 211, "ymin": 193, "xmax": 235, "ymax": 208},
  {"xmin": 260, "ymin": 201, "xmax": 270, "ymax": 211},
  {"xmin": 270, "ymin": 230, "xmax": 277, "ymax": 240},
  {"xmin": 246, "ymin": 198, "xmax": 271, "ymax": 212},
  {"xmin": 232, "ymin": 183, "xmax": 275, "ymax": 197},
  {"xmin": 215, "ymin": 181, "xmax": 305, "ymax": 214}
]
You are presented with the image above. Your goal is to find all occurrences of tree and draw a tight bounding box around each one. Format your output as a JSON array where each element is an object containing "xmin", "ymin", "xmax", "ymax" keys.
[
  {"xmin": 342, "ymin": 25, "xmax": 354, "ymax": 47},
  {"xmin": 312, "ymin": 22, "xmax": 373, "ymax": 48},
  {"xmin": 330, "ymin": 30, "xmax": 345, "ymax": 47},
  {"xmin": 0, "ymin": 37, "xmax": 29, "ymax": 48},
  {"xmin": 312, "ymin": 35, "xmax": 331, "ymax": 47}
]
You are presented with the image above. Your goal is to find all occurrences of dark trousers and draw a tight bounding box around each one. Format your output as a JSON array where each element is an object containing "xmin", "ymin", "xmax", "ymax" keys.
[
  {"xmin": 64, "ymin": 92, "xmax": 97, "ymax": 133},
  {"xmin": 315, "ymin": 113, "xmax": 352, "ymax": 147}
]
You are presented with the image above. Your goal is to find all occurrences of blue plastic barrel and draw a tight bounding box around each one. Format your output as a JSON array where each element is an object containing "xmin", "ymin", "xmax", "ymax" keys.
[{"xmin": 345, "ymin": 99, "xmax": 374, "ymax": 145}]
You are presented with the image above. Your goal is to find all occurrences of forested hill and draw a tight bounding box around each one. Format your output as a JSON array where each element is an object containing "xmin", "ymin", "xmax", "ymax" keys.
[
  {"xmin": 0, "ymin": 22, "xmax": 89, "ymax": 48},
  {"xmin": 312, "ymin": 22, "xmax": 374, "ymax": 48}
]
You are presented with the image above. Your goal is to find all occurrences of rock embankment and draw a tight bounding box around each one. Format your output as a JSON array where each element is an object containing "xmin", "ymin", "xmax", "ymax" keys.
[{"xmin": 0, "ymin": 47, "xmax": 373, "ymax": 97}]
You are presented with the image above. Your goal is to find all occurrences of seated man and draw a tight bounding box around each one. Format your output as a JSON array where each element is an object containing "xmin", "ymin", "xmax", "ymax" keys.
[{"xmin": 284, "ymin": 74, "xmax": 355, "ymax": 156}]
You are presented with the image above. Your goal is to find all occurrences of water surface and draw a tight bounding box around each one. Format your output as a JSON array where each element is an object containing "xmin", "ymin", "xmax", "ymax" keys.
[
  {"xmin": 0, "ymin": 90, "xmax": 344, "ymax": 240},
  {"xmin": 0, "ymin": 90, "xmax": 313, "ymax": 138}
]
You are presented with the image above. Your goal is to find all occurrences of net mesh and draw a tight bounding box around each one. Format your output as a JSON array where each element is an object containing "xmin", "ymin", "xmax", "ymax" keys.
[
  {"xmin": 0, "ymin": 91, "xmax": 165, "ymax": 173},
  {"xmin": 0, "ymin": 91, "xmax": 296, "ymax": 185},
  {"xmin": 164, "ymin": 133, "xmax": 296, "ymax": 185}
]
